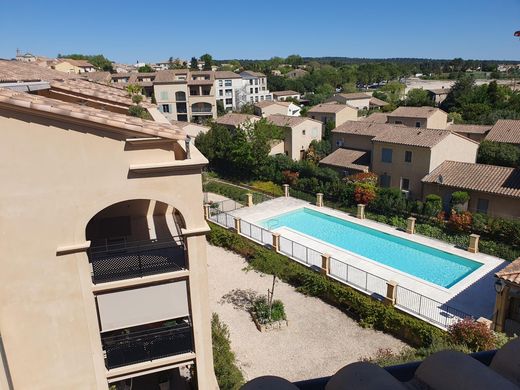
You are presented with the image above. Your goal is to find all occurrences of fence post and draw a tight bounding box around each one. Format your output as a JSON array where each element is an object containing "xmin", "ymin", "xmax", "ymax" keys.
[
  {"xmin": 385, "ymin": 280, "xmax": 397, "ymax": 306},
  {"xmin": 468, "ymin": 234, "xmax": 480, "ymax": 253},
  {"xmin": 321, "ymin": 253, "xmax": 330, "ymax": 275},
  {"xmin": 272, "ymin": 233, "xmax": 280, "ymax": 253},
  {"xmin": 316, "ymin": 193, "xmax": 323, "ymax": 207},
  {"xmin": 283, "ymin": 184, "xmax": 289, "ymax": 197},
  {"xmin": 246, "ymin": 193, "xmax": 253, "ymax": 207},
  {"xmin": 406, "ymin": 217, "xmax": 416, "ymax": 234},
  {"xmin": 203, "ymin": 204, "xmax": 210, "ymax": 220},
  {"xmin": 356, "ymin": 204, "xmax": 365, "ymax": 219},
  {"xmin": 234, "ymin": 217, "xmax": 241, "ymax": 233}
]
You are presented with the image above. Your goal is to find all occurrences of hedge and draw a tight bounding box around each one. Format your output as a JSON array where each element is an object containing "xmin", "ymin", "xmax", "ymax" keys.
[
  {"xmin": 203, "ymin": 181, "xmax": 268, "ymax": 205},
  {"xmin": 207, "ymin": 223, "xmax": 445, "ymax": 348}
]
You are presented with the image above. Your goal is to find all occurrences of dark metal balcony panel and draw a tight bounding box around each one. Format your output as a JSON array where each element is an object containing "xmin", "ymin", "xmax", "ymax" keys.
[
  {"xmin": 88, "ymin": 240, "xmax": 186, "ymax": 284},
  {"xmin": 103, "ymin": 324, "xmax": 193, "ymax": 369}
]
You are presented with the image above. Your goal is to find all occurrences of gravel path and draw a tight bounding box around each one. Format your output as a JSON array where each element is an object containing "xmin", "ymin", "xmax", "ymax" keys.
[{"xmin": 207, "ymin": 245, "xmax": 407, "ymax": 382}]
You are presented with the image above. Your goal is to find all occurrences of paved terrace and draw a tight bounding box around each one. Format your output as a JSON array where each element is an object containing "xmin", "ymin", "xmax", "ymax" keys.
[{"xmin": 227, "ymin": 197, "xmax": 506, "ymax": 321}]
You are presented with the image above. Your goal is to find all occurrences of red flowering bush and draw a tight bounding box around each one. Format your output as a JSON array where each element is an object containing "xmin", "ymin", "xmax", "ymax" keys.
[
  {"xmin": 354, "ymin": 183, "xmax": 376, "ymax": 205},
  {"xmin": 448, "ymin": 318, "xmax": 496, "ymax": 352},
  {"xmin": 448, "ymin": 210, "xmax": 473, "ymax": 232},
  {"xmin": 281, "ymin": 170, "xmax": 299, "ymax": 186},
  {"xmin": 347, "ymin": 172, "xmax": 378, "ymax": 185}
]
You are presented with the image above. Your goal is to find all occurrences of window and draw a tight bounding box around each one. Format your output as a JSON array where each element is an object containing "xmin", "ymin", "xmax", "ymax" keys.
[
  {"xmin": 380, "ymin": 174, "xmax": 391, "ymax": 188},
  {"xmin": 177, "ymin": 114, "xmax": 188, "ymax": 122},
  {"xmin": 255, "ymin": 79, "xmax": 258, "ymax": 85},
  {"xmin": 250, "ymin": 88, "xmax": 254, "ymax": 94},
  {"xmin": 260, "ymin": 95, "xmax": 264, "ymax": 101},
  {"xmin": 311, "ymin": 115, "xmax": 316, "ymax": 119},
  {"xmin": 176, "ymin": 103, "xmax": 187, "ymax": 113},
  {"xmin": 160, "ymin": 91, "xmax": 168, "ymax": 100},
  {"xmin": 477, "ymin": 198, "xmax": 489, "ymax": 214},
  {"xmin": 336, "ymin": 139, "xmax": 344, "ymax": 147},
  {"xmin": 415, "ymin": 121, "xmax": 421, "ymax": 128},
  {"xmin": 401, "ymin": 178, "xmax": 410, "ymax": 190},
  {"xmin": 175, "ymin": 91, "xmax": 186, "ymax": 101},
  {"xmin": 224, "ymin": 80, "xmax": 232, "ymax": 87},
  {"xmin": 302, "ymin": 129, "xmax": 306, "ymax": 135},
  {"xmin": 219, "ymin": 90, "xmax": 223, "ymax": 96},
  {"xmin": 218, "ymin": 80, "xmax": 223, "ymax": 87},
  {"xmin": 225, "ymin": 98, "xmax": 233, "ymax": 105},
  {"xmin": 255, "ymin": 96, "xmax": 259, "ymax": 102},
  {"xmin": 381, "ymin": 148, "xmax": 393, "ymax": 163},
  {"xmin": 255, "ymin": 88, "xmax": 258, "ymax": 93},
  {"xmin": 394, "ymin": 120, "xmax": 402, "ymax": 125},
  {"xmin": 162, "ymin": 104, "xmax": 170, "ymax": 113},
  {"xmin": 405, "ymin": 150, "xmax": 412, "ymax": 163},
  {"xmin": 249, "ymin": 80, "xmax": 253, "ymax": 85}
]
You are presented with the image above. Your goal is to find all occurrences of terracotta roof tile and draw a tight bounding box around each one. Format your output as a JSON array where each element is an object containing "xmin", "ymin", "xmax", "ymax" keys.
[
  {"xmin": 361, "ymin": 113, "xmax": 388, "ymax": 123},
  {"xmin": 422, "ymin": 161, "xmax": 520, "ymax": 198},
  {"xmin": 332, "ymin": 121, "xmax": 396, "ymax": 137},
  {"xmin": 255, "ymin": 100, "xmax": 291, "ymax": 108},
  {"xmin": 0, "ymin": 59, "xmax": 77, "ymax": 82},
  {"xmin": 485, "ymin": 119, "xmax": 520, "ymax": 144},
  {"xmin": 319, "ymin": 148, "xmax": 370, "ymax": 171},
  {"xmin": 308, "ymin": 103, "xmax": 356, "ymax": 114},
  {"xmin": 267, "ymin": 114, "xmax": 321, "ymax": 128},
  {"xmin": 496, "ymin": 258, "xmax": 520, "ymax": 285},
  {"xmin": 388, "ymin": 106, "xmax": 445, "ymax": 119},
  {"xmin": 214, "ymin": 71, "xmax": 241, "ymax": 79},
  {"xmin": 373, "ymin": 127, "xmax": 453, "ymax": 148},
  {"xmin": 273, "ymin": 90, "xmax": 299, "ymax": 97},
  {"xmin": 369, "ymin": 97, "xmax": 389, "ymax": 107},
  {"xmin": 447, "ymin": 124, "xmax": 492, "ymax": 135},
  {"xmin": 216, "ymin": 113, "xmax": 260, "ymax": 127}
]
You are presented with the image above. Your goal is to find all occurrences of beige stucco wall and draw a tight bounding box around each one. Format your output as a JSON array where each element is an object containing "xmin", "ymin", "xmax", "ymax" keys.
[
  {"xmin": 331, "ymin": 132, "xmax": 374, "ymax": 152},
  {"xmin": 53, "ymin": 61, "xmax": 82, "ymax": 74},
  {"xmin": 421, "ymin": 184, "xmax": 520, "ymax": 218},
  {"xmin": 0, "ymin": 110, "xmax": 215, "ymax": 389},
  {"xmin": 254, "ymin": 104, "xmax": 287, "ymax": 117},
  {"xmin": 387, "ymin": 115, "xmax": 427, "ymax": 128},
  {"xmin": 429, "ymin": 133, "xmax": 478, "ymax": 170},
  {"xmin": 284, "ymin": 120, "xmax": 323, "ymax": 160},
  {"xmin": 387, "ymin": 110, "xmax": 447, "ymax": 129},
  {"xmin": 309, "ymin": 107, "xmax": 357, "ymax": 127},
  {"xmin": 154, "ymin": 83, "xmax": 189, "ymax": 121},
  {"xmin": 427, "ymin": 110, "xmax": 448, "ymax": 129}
]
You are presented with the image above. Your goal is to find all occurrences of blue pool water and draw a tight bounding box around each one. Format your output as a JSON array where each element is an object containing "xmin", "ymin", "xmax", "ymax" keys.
[{"xmin": 260, "ymin": 208, "xmax": 481, "ymax": 288}]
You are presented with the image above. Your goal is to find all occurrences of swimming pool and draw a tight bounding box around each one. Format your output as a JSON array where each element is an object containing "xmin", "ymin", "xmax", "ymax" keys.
[{"xmin": 261, "ymin": 208, "xmax": 481, "ymax": 288}]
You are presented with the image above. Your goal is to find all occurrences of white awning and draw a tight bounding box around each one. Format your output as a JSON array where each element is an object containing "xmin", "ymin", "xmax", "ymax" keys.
[{"xmin": 96, "ymin": 281, "xmax": 189, "ymax": 332}]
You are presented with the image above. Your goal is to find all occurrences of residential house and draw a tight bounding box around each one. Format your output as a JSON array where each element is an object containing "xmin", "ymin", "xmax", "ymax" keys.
[
  {"xmin": 214, "ymin": 71, "xmax": 243, "ymax": 111},
  {"xmin": 54, "ymin": 58, "xmax": 96, "ymax": 74},
  {"xmin": 307, "ymin": 103, "xmax": 358, "ymax": 126},
  {"xmin": 493, "ymin": 257, "xmax": 520, "ymax": 335},
  {"xmin": 422, "ymin": 161, "xmax": 520, "ymax": 218},
  {"xmin": 447, "ymin": 124, "xmax": 492, "ymax": 142},
  {"xmin": 286, "ymin": 68, "xmax": 308, "ymax": 79},
  {"xmin": 371, "ymin": 127, "xmax": 478, "ymax": 198},
  {"xmin": 240, "ymin": 70, "xmax": 273, "ymax": 104},
  {"xmin": 369, "ymin": 96, "xmax": 389, "ymax": 110},
  {"xmin": 427, "ymin": 88, "xmax": 451, "ymax": 106},
  {"xmin": 187, "ymin": 71, "xmax": 217, "ymax": 122},
  {"xmin": 386, "ymin": 106, "xmax": 448, "ymax": 129},
  {"xmin": 331, "ymin": 121, "xmax": 396, "ymax": 152},
  {"xmin": 267, "ymin": 115, "xmax": 323, "ymax": 160},
  {"xmin": 0, "ymin": 62, "xmax": 216, "ymax": 389},
  {"xmin": 319, "ymin": 148, "xmax": 371, "ymax": 176},
  {"xmin": 254, "ymin": 100, "xmax": 301, "ymax": 117},
  {"xmin": 215, "ymin": 112, "xmax": 261, "ymax": 131},
  {"xmin": 273, "ymin": 90, "xmax": 300, "ymax": 101},
  {"xmin": 325, "ymin": 92, "xmax": 372, "ymax": 110},
  {"xmin": 83, "ymin": 71, "xmax": 112, "ymax": 85},
  {"xmin": 485, "ymin": 119, "xmax": 520, "ymax": 146},
  {"xmin": 361, "ymin": 112, "xmax": 388, "ymax": 123}
]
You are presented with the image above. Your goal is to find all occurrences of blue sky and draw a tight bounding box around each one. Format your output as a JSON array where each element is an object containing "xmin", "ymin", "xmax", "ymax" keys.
[{"xmin": 1, "ymin": 0, "xmax": 520, "ymax": 63}]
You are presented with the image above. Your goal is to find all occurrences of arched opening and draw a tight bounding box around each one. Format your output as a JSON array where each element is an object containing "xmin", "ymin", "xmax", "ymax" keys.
[
  {"xmin": 191, "ymin": 102, "xmax": 212, "ymax": 113},
  {"xmin": 86, "ymin": 199, "xmax": 187, "ymax": 283}
]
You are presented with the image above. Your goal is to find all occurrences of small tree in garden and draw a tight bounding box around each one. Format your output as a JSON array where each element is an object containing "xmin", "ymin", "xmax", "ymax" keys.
[
  {"xmin": 354, "ymin": 183, "xmax": 376, "ymax": 205},
  {"xmin": 448, "ymin": 318, "xmax": 497, "ymax": 352},
  {"xmin": 451, "ymin": 191, "xmax": 470, "ymax": 211},
  {"xmin": 423, "ymin": 194, "xmax": 443, "ymax": 216}
]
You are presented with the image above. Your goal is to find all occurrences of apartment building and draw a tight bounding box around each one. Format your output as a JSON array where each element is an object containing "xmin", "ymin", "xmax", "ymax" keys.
[
  {"xmin": 240, "ymin": 70, "xmax": 273, "ymax": 104},
  {"xmin": 0, "ymin": 61, "xmax": 216, "ymax": 389},
  {"xmin": 307, "ymin": 103, "xmax": 358, "ymax": 126},
  {"xmin": 154, "ymin": 69, "xmax": 217, "ymax": 123},
  {"xmin": 215, "ymin": 70, "xmax": 243, "ymax": 111},
  {"xmin": 386, "ymin": 106, "xmax": 448, "ymax": 129}
]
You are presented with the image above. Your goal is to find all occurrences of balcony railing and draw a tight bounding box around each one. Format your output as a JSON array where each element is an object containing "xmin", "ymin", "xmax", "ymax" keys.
[
  {"xmin": 102, "ymin": 322, "xmax": 193, "ymax": 369},
  {"xmin": 88, "ymin": 238, "xmax": 186, "ymax": 284}
]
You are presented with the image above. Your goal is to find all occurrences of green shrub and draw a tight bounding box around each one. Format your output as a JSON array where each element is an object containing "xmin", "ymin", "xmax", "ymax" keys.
[
  {"xmin": 208, "ymin": 223, "xmax": 445, "ymax": 347},
  {"xmin": 211, "ymin": 313, "xmax": 245, "ymax": 390},
  {"xmin": 250, "ymin": 181, "xmax": 284, "ymax": 196},
  {"xmin": 447, "ymin": 318, "xmax": 498, "ymax": 352},
  {"xmin": 252, "ymin": 296, "xmax": 286, "ymax": 324},
  {"xmin": 128, "ymin": 105, "xmax": 152, "ymax": 120},
  {"xmin": 451, "ymin": 191, "xmax": 470, "ymax": 206},
  {"xmin": 423, "ymin": 194, "xmax": 442, "ymax": 216}
]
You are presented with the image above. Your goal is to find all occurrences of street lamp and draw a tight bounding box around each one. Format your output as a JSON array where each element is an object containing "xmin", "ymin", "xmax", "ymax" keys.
[{"xmin": 494, "ymin": 278, "xmax": 505, "ymax": 294}]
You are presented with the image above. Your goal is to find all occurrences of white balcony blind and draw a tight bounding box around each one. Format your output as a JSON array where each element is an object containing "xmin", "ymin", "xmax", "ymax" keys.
[{"xmin": 96, "ymin": 281, "xmax": 189, "ymax": 332}]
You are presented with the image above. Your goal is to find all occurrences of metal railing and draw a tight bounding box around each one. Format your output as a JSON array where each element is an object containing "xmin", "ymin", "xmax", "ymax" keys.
[
  {"xmin": 208, "ymin": 208, "xmax": 473, "ymax": 329},
  {"xmin": 102, "ymin": 322, "xmax": 193, "ymax": 369},
  {"xmin": 88, "ymin": 238, "xmax": 186, "ymax": 284}
]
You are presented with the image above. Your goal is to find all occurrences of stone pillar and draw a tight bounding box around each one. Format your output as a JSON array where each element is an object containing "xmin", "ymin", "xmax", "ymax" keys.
[
  {"xmin": 357, "ymin": 204, "xmax": 365, "ymax": 219},
  {"xmin": 234, "ymin": 217, "xmax": 241, "ymax": 233},
  {"xmin": 476, "ymin": 317, "xmax": 493, "ymax": 330},
  {"xmin": 272, "ymin": 233, "xmax": 280, "ymax": 253},
  {"xmin": 385, "ymin": 280, "xmax": 397, "ymax": 306},
  {"xmin": 406, "ymin": 217, "xmax": 416, "ymax": 234},
  {"xmin": 283, "ymin": 184, "xmax": 289, "ymax": 197},
  {"xmin": 316, "ymin": 193, "xmax": 323, "ymax": 207},
  {"xmin": 246, "ymin": 193, "xmax": 253, "ymax": 207},
  {"xmin": 203, "ymin": 204, "xmax": 210, "ymax": 220},
  {"xmin": 492, "ymin": 284, "xmax": 510, "ymax": 332},
  {"xmin": 468, "ymin": 233, "xmax": 480, "ymax": 253},
  {"xmin": 321, "ymin": 253, "xmax": 330, "ymax": 275}
]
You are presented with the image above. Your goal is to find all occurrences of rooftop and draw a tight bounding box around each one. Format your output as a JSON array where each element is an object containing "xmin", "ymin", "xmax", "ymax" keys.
[
  {"xmin": 216, "ymin": 112, "xmax": 260, "ymax": 127},
  {"xmin": 308, "ymin": 103, "xmax": 356, "ymax": 113},
  {"xmin": 332, "ymin": 121, "xmax": 396, "ymax": 137},
  {"xmin": 372, "ymin": 127, "xmax": 456, "ymax": 148},
  {"xmin": 496, "ymin": 257, "xmax": 520, "ymax": 285},
  {"xmin": 361, "ymin": 112, "xmax": 388, "ymax": 123},
  {"xmin": 0, "ymin": 59, "xmax": 76, "ymax": 82},
  {"xmin": 273, "ymin": 90, "xmax": 299, "ymax": 97},
  {"xmin": 241, "ymin": 70, "xmax": 266, "ymax": 78},
  {"xmin": 422, "ymin": 161, "xmax": 520, "ymax": 198},
  {"xmin": 154, "ymin": 69, "xmax": 188, "ymax": 83},
  {"xmin": 59, "ymin": 58, "xmax": 94, "ymax": 68},
  {"xmin": 447, "ymin": 123, "xmax": 493, "ymax": 135},
  {"xmin": 319, "ymin": 148, "xmax": 370, "ymax": 171},
  {"xmin": 388, "ymin": 106, "xmax": 445, "ymax": 119},
  {"xmin": 267, "ymin": 114, "xmax": 320, "ymax": 128},
  {"xmin": 0, "ymin": 87, "xmax": 185, "ymax": 140},
  {"xmin": 335, "ymin": 92, "xmax": 371, "ymax": 100},
  {"xmin": 254, "ymin": 100, "xmax": 292, "ymax": 108},
  {"xmin": 214, "ymin": 71, "xmax": 241, "ymax": 79},
  {"xmin": 485, "ymin": 119, "xmax": 520, "ymax": 145},
  {"xmin": 369, "ymin": 96, "xmax": 389, "ymax": 107}
]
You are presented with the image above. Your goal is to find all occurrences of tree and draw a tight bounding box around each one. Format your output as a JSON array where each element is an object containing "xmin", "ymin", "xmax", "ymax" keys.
[
  {"xmin": 441, "ymin": 74, "xmax": 475, "ymax": 112},
  {"xmin": 216, "ymin": 100, "xmax": 226, "ymax": 116},
  {"xmin": 341, "ymin": 82, "xmax": 357, "ymax": 93},
  {"xmin": 168, "ymin": 58, "xmax": 186, "ymax": 69},
  {"xmin": 405, "ymin": 88, "xmax": 434, "ymax": 107},
  {"xmin": 138, "ymin": 64, "xmax": 153, "ymax": 73},
  {"xmin": 286, "ymin": 54, "xmax": 303, "ymax": 67},
  {"xmin": 58, "ymin": 53, "xmax": 113, "ymax": 72},
  {"xmin": 190, "ymin": 57, "xmax": 198, "ymax": 70},
  {"xmin": 200, "ymin": 53, "xmax": 213, "ymax": 70},
  {"xmin": 477, "ymin": 140, "xmax": 520, "ymax": 168}
]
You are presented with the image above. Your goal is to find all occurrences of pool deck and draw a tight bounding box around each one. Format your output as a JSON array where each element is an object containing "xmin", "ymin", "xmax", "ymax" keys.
[{"xmin": 229, "ymin": 197, "xmax": 507, "ymax": 320}]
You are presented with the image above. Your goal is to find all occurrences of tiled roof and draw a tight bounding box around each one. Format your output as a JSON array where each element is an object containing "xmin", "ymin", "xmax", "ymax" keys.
[
  {"xmin": 214, "ymin": 71, "xmax": 241, "ymax": 79},
  {"xmin": 372, "ymin": 127, "xmax": 454, "ymax": 148},
  {"xmin": 216, "ymin": 113, "xmax": 260, "ymax": 127},
  {"xmin": 336, "ymin": 92, "xmax": 371, "ymax": 100},
  {"xmin": 254, "ymin": 100, "xmax": 291, "ymax": 108},
  {"xmin": 332, "ymin": 121, "xmax": 396, "ymax": 137},
  {"xmin": 447, "ymin": 124, "xmax": 492, "ymax": 135},
  {"xmin": 0, "ymin": 88, "xmax": 185, "ymax": 140},
  {"xmin": 496, "ymin": 258, "xmax": 520, "ymax": 285},
  {"xmin": 60, "ymin": 59, "xmax": 94, "ymax": 68},
  {"xmin": 267, "ymin": 114, "xmax": 321, "ymax": 128},
  {"xmin": 422, "ymin": 161, "xmax": 520, "ymax": 198},
  {"xmin": 485, "ymin": 119, "xmax": 520, "ymax": 145},
  {"xmin": 241, "ymin": 70, "xmax": 266, "ymax": 78},
  {"xmin": 308, "ymin": 103, "xmax": 355, "ymax": 113},
  {"xmin": 369, "ymin": 97, "xmax": 389, "ymax": 107},
  {"xmin": 319, "ymin": 148, "xmax": 370, "ymax": 171},
  {"xmin": 273, "ymin": 90, "xmax": 299, "ymax": 96},
  {"xmin": 0, "ymin": 59, "xmax": 77, "ymax": 82},
  {"xmin": 361, "ymin": 113, "xmax": 388, "ymax": 123},
  {"xmin": 83, "ymin": 71, "xmax": 112, "ymax": 84},
  {"xmin": 388, "ymin": 106, "xmax": 445, "ymax": 119},
  {"xmin": 154, "ymin": 69, "xmax": 188, "ymax": 83}
]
